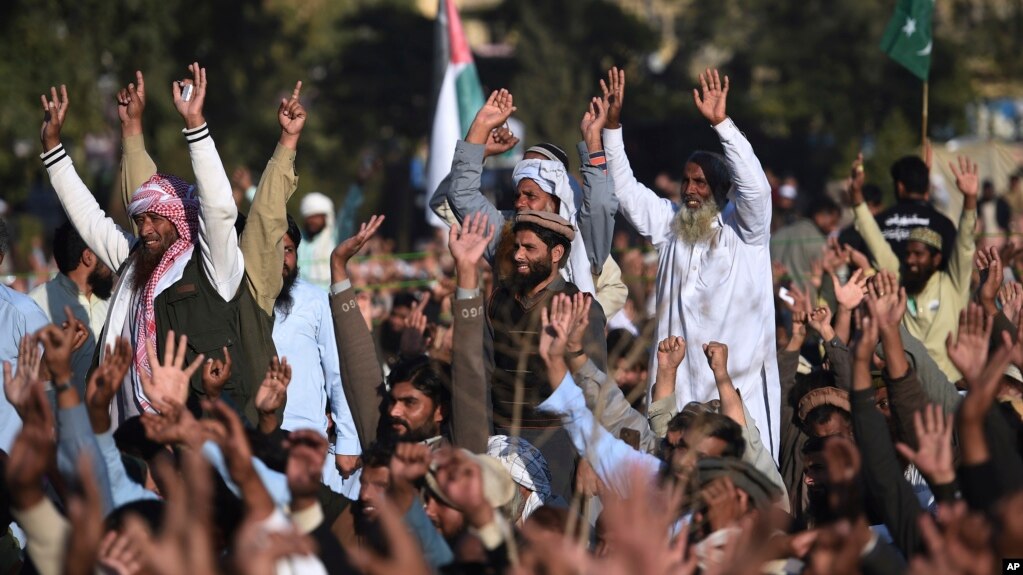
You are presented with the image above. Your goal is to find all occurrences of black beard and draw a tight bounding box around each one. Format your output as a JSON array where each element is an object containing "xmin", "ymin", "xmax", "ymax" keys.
[
  {"xmin": 388, "ymin": 416, "xmax": 439, "ymax": 444},
  {"xmin": 275, "ymin": 266, "xmax": 299, "ymax": 316},
  {"xmin": 87, "ymin": 267, "xmax": 114, "ymax": 300},
  {"xmin": 901, "ymin": 266, "xmax": 935, "ymax": 295},
  {"xmin": 130, "ymin": 246, "xmax": 166, "ymax": 292},
  {"xmin": 506, "ymin": 259, "xmax": 553, "ymax": 295}
]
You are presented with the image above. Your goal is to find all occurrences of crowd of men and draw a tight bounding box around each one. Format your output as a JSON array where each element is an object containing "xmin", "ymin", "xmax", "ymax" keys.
[{"xmin": 1, "ymin": 59, "xmax": 1022, "ymax": 575}]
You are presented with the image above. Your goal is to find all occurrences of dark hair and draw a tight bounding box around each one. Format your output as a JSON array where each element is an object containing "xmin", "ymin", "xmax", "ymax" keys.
[
  {"xmin": 861, "ymin": 183, "xmax": 883, "ymax": 206},
  {"xmin": 362, "ymin": 441, "xmax": 395, "ymax": 470},
  {"xmin": 890, "ymin": 155, "xmax": 930, "ymax": 196},
  {"xmin": 113, "ymin": 417, "xmax": 165, "ymax": 462},
  {"xmin": 806, "ymin": 196, "xmax": 841, "ymax": 218},
  {"xmin": 689, "ymin": 412, "xmax": 745, "ymax": 459},
  {"xmin": 512, "ymin": 221, "xmax": 572, "ymax": 268},
  {"xmin": 52, "ymin": 221, "xmax": 90, "ymax": 275},
  {"xmin": 0, "ymin": 218, "xmax": 8, "ymax": 256},
  {"xmin": 607, "ymin": 329, "xmax": 649, "ymax": 371},
  {"xmin": 805, "ymin": 404, "xmax": 851, "ymax": 429},
  {"xmin": 801, "ymin": 434, "xmax": 828, "ymax": 456},
  {"xmin": 686, "ymin": 151, "xmax": 732, "ymax": 206},
  {"xmin": 105, "ymin": 499, "xmax": 165, "ymax": 534},
  {"xmin": 387, "ymin": 355, "xmax": 452, "ymax": 414},
  {"xmin": 234, "ymin": 212, "xmax": 247, "ymax": 237},
  {"xmin": 285, "ymin": 214, "xmax": 301, "ymax": 248},
  {"xmin": 790, "ymin": 369, "xmax": 837, "ymax": 410},
  {"xmin": 666, "ymin": 411, "xmax": 693, "ymax": 434}
]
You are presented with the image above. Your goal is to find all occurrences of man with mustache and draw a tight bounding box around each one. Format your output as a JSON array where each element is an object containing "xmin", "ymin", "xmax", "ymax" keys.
[
  {"xmin": 603, "ymin": 68, "xmax": 782, "ymax": 459},
  {"xmin": 39, "ymin": 63, "xmax": 246, "ymax": 421},
  {"xmin": 849, "ymin": 153, "xmax": 980, "ymax": 382},
  {"xmin": 29, "ymin": 221, "xmax": 114, "ymax": 393}
]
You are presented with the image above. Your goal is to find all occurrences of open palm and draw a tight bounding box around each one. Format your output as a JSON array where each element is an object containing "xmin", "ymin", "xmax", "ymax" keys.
[{"xmin": 693, "ymin": 68, "xmax": 729, "ymax": 125}]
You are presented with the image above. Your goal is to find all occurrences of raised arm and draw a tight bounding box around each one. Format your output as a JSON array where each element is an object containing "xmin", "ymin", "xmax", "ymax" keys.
[
  {"xmin": 430, "ymin": 123, "xmax": 517, "ymax": 224},
  {"xmin": 240, "ymin": 81, "xmax": 304, "ymax": 315},
  {"xmin": 445, "ymin": 90, "xmax": 518, "ymax": 262},
  {"xmin": 601, "ymin": 67, "xmax": 675, "ymax": 247},
  {"xmin": 117, "ymin": 70, "xmax": 157, "ymax": 235},
  {"xmin": 577, "ymin": 94, "xmax": 617, "ymax": 274},
  {"xmin": 40, "ymin": 85, "xmax": 134, "ymax": 272},
  {"xmin": 172, "ymin": 63, "xmax": 243, "ymax": 301},
  {"xmin": 693, "ymin": 69, "xmax": 772, "ymax": 245},
  {"xmin": 946, "ymin": 156, "xmax": 980, "ymax": 294},
  {"xmin": 329, "ymin": 216, "xmax": 387, "ymax": 449},
  {"xmin": 449, "ymin": 213, "xmax": 496, "ymax": 454},
  {"xmin": 849, "ymin": 154, "xmax": 900, "ymax": 273}
]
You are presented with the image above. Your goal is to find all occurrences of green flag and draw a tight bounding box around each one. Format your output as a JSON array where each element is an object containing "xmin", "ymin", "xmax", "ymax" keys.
[{"xmin": 879, "ymin": 0, "xmax": 933, "ymax": 80}]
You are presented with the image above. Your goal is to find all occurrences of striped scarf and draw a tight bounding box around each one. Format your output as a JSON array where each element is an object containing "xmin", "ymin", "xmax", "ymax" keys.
[{"xmin": 127, "ymin": 174, "xmax": 199, "ymax": 396}]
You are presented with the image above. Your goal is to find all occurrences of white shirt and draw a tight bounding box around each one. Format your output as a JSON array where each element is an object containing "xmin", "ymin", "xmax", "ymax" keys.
[
  {"xmin": 272, "ymin": 278, "xmax": 360, "ymax": 455},
  {"xmin": 0, "ymin": 284, "xmax": 50, "ymax": 451},
  {"xmin": 29, "ymin": 273, "xmax": 109, "ymax": 391},
  {"xmin": 603, "ymin": 119, "xmax": 781, "ymax": 459}
]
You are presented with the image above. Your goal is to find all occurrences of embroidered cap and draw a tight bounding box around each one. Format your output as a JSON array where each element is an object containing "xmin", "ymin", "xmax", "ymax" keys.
[
  {"xmin": 907, "ymin": 227, "xmax": 943, "ymax": 252},
  {"xmin": 797, "ymin": 386, "xmax": 851, "ymax": 422}
]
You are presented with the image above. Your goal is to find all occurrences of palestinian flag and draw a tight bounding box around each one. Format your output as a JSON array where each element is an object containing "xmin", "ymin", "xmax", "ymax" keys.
[{"xmin": 426, "ymin": 0, "xmax": 485, "ymax": 227}]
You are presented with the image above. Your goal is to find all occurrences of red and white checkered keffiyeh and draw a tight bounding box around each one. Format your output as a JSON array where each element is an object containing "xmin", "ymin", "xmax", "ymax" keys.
[{"xmin": 127, "ymin": 174, "xmax": 199, "ymax": 398}]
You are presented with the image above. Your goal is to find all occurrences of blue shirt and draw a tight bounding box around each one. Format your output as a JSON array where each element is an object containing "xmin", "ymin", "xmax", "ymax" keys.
[
  {"xmin": 273, "ymin": 278, "xmax": 360, "ymax": 454},
  {"xmin": 0, "ymin": 284, "xmax": 50, "ymax": 452}
]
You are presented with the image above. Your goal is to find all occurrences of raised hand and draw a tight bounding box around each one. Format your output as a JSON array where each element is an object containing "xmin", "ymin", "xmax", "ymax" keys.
[
  {"xmin": 331, "ymin": 215, "xmax": 385, "ymax": 282},
  {"xmin": 465, "ymin": 89, "xmax": 516, "ymax": 145},
  {"xmin": 484, "ymin": 125, "xmax": 518, "ymax": 158},
  {"xmin": 564, "ymin": 292, "xmax": 593, "ymax": 355},
  {"xmin": 433, "ymin": 448, "xmax": 492, "ymax": 528},
  {"xmin": 895, "ymin": 404, "xmax": 955, "ymax": 485},
  {"xmin": 172, "ymin": 62, "xmax": 207, "ymax": 129},
  {"xmin": 63, "ymin": 455, "xmax": 105, "ymax": 575},
  {"xmin": 277, "ymin": 81, "xmax": 306, "ymax": 149},
  {"xmin": 60, "ymin": 306, "xmax": 89, "ymax": 354},
  {"xmin": 399, "ymin": 293, "xmax": 432, "ymax": 358},
  {"xmin": 40, "ymin": 84, "xmax": 69, "ymax": 151},
  {"xmin": 692, "ymin": 68, "xmax": 729, "ymax": 126},
  {"xmin": 866, "ymin": 271, "xmax": 907, "ymax": 332},
  {"xmin": 97, "ymin": 530, "xmax": 143, "ymax": 575},
  {"xmin": 448, "ymin": 212, "xmax": 495, "ymax": 272},
  {"xmin": 538, "ymin": 294, "xmax": 572, "ymax": 365},
  {"xmin": 946, "ymin": 303, "xmax": 993, "ymax": 383},
  {"xmin": 701, "ymin": 476, "xmax": 745, "ymax": 532},
  {"xmin": 200, "ymin": 347, "xmax": 232, "ymax": 401},
  {"xmin": 601, "ymin": 67, "xmax": 625, "ymax": 129},
  {"xmin": 255, "ymin": 356, "xmax": 291, "ymax": 416},
  {"xmin": 848, "ymin": 152, "xmax": 866, "ymax": 204},
  {"xmin": 4, "ymin": 383, "xmax": 55, "ymax": 510},
  {"xmin": 702, "ymin": 341, "xmax": 730, "ymax": 380},
  {"xmin": 86, "ymin": 337, "xmax": 132, "ymax": 433},
  {"xmin": 854, "ymin": 314, "xmax": 880, "ymax": 367},
  {"xmin": 998, "ymin": 281, "xmax": 1023, "ymax": 325},
  {"xmin": 140, "ymin": 401, "xmax": 201, "ymax": 447},
  {"xmin": 38, "ymin": 324, "xmax": 75, "ymax": 384},
  {"xmin": 976, "ymin": 246, "xmax": 1003, "ymax": 314},
  {"xmin": 116, "ymin": 70, "xmax": 146, "ymax": 137},
  {"xmin": 656, "ymin": 336, "xmax": 687, "ymax": 371},
  {"xmin": 832, "ymin": 268, "xmax": 868, "ymax": 311},
  {"xmin": 580, "ymin": 95, "xmax": 608, "ymax": 149},
  {"xmin": 949, "ymin": 156, "xmax": 980, "ymax": 204},
  {"xmin": 808, "ymin": 304, "xmax": 835, "ymax": 341},
  {"xmin": 3, "ymin": 334, "xmax": 42, "ymax": 414},
  {"xmin": 139, "ymin": 330, "xmax": 205, "ymax": 412},
  {"xmin": 391, "ymin": 442, "xmax": 430, "ymax": 485},
  {"xmin": 345, "ymin": 496, "xmax": 431, "ymax": 575},
  {"xmin": 787, "ymin": 310, "xmax": 810, "ymax": 353}
]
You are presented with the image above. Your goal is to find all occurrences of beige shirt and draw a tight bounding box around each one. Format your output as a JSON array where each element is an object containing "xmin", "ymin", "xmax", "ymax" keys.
[
  {"xmin": 853, "ymin": 202, "xmax": 977, "ymax": 381},
  {"xmin": 29, "ymin": 273, "xmax": 109, "ymax": 389}
]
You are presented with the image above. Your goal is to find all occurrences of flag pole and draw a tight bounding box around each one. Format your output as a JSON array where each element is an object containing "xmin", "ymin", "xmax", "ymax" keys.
[{"xmin": 921, "ymin": 80, "xmax": 929, "ymax": 147}]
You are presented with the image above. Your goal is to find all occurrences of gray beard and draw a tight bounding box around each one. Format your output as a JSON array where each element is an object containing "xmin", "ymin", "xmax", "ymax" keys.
[{"xmin": 671, "ymin": 200, "xmax": 720, "ymax": 244}]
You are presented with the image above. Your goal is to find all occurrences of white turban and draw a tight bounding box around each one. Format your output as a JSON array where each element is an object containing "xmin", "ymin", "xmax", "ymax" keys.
[{"xmin": 300, "ymin": 192, "xmax": 334, "ymax": 218}]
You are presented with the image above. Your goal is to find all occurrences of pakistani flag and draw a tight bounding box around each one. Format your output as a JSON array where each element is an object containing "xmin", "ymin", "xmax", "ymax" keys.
[
  {"xmin": 880, "ymin": 0, "xmax": 934, "ymax": 81},
  {"xmin": 425, "ymin": 0, "xmax": 486, "ymax": 227}
]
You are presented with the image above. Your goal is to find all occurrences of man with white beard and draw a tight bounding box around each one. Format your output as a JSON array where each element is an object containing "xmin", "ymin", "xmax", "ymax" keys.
[{"xmin": 603, "ymin": 68, "xmax": 781, "ymax": 458}]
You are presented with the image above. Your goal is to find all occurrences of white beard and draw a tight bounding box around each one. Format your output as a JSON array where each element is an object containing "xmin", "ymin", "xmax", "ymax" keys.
[{"xmin": 672, "ymin": 200, "xmax": 720, "ymax": 244}]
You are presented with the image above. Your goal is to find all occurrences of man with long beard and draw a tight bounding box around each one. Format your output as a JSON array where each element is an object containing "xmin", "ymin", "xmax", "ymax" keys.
[
  {"xmin": 603, "ymin": 68, "xmax": 782, "ymax": 459},
  {"xmin": 39, "ymin": 64, "xmax": 245, "ymax": 420},
  {"xmin": 29, "ymin": 221, "xmax": 115, "ymax": 393},
  {"xmin": 272, "ymin": 215, "xmax": 362, "ymax": 493},
  {"xmin": 850, "ymin": 154, "xmax": 980, "ymax": 382}
]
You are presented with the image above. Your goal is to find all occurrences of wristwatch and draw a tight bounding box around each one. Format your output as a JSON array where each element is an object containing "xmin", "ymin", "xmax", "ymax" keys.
[{"xmin": 54, "ymin": 379, "xmax": 73, "ymax": 393}]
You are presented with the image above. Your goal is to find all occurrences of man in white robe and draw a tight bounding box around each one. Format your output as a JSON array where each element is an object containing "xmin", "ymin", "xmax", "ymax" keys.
[{"xmin": 603, "ymin": 69, "xmax": 781, "ymax": 458}]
